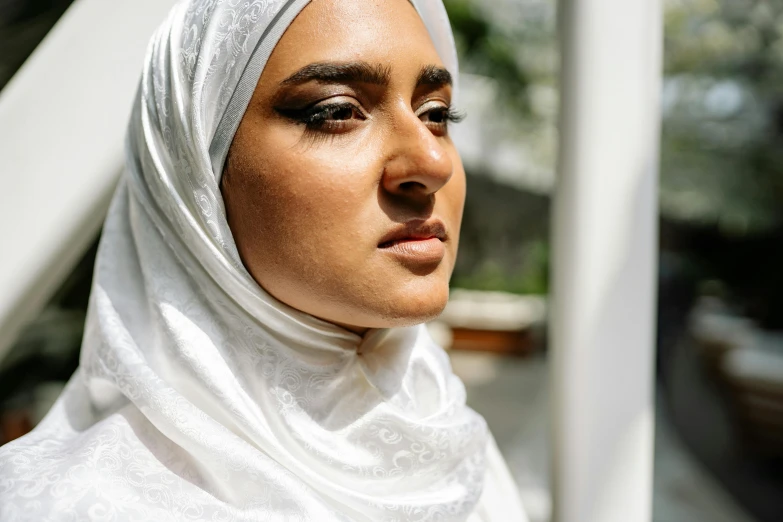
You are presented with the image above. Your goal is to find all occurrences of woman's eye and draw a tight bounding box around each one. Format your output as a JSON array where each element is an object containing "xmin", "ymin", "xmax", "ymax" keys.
[
  {"xmin": 303, "ymin": 103, "xmax": 363, "ymax": 129},
  {"xmin": 419, "ymin": 103, "xmax": 464, "ymax": 134},
  {"xmin": 278, "ymin": 101, "xmax": 365, "ymax": 132},
  {"xmin": 427, "ymin": 107, "xmax": 449, "ymax": 124},
  {"xmin": 328, "ymin": 105, "xmax": 355, "ymax": 121}
]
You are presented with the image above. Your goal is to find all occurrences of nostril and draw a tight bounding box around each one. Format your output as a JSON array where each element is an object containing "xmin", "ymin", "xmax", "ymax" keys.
[{"xmin": 399, "ymin": 181, "xmax": 425, "ymax": 191}]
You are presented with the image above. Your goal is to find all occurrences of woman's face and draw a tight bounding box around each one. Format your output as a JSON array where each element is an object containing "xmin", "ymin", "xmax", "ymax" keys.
[{"xmin": 222, "ymin": 0, "xmax": 465, "ymax": 333}]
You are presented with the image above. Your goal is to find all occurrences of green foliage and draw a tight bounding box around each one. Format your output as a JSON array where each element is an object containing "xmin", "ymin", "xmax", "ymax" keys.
[
  {"xmin": 452, "ymin": 240, "xmax": 549, "ymax": 295},
  {"xmin": 444, "ymin": 0, "xmax": 531, "ymax": 113},
  {"xmin": 444, "ymin": 0, "xmax": 550, "ymax": 294},
  {"xmin": 445, "ymin": 0, "xmax": 783, "ymax": 296},
  {"xmin": 661, "ymin": 0, "xmax": 783, "ymax": 233}
]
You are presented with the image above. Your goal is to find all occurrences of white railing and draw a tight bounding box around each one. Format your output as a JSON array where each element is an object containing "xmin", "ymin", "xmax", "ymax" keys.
[
  {"xmin": 0, "ymin": 0, "xmax": 178, "ymax": 360},
  {"xmin": 550, "ymin": 0, "xmax": 662, "ymax": 521}
]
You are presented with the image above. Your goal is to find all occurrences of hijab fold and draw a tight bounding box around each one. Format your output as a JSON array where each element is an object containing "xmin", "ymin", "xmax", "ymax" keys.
[{"xmin": 0, "ymin": 1, "xmax": 526, "ymax": 520}]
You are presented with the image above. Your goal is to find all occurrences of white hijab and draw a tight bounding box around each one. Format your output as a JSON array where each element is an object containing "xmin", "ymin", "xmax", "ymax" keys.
[{"xmin": 0, "ymin": 1, "xmax": 526, "ymax": 520}]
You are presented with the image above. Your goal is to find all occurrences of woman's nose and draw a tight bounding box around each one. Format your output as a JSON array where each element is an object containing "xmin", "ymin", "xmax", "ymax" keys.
[{"xmin": 381, "ymin": 111, "xmax": 453, "ymax": 197}]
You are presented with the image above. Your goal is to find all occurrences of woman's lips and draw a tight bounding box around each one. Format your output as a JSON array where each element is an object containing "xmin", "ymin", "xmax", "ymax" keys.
[
  {"xmin": 378, "ymin": 221, "xmax": 447, "ymax": 264},
  {"xmin": 379, "ymin": 236, "xmax": 445, "ymax": 263}
]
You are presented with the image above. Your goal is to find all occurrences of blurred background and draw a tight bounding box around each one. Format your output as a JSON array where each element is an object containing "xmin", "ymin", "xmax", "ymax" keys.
[{"xmin": 2, "ymin": 0, "xmax": 783, "ymax": 520}]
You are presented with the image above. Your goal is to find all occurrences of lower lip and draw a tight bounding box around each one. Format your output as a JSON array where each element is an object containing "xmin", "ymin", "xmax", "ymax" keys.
[{"xmin": 379, "ymin": 237, "xmax": 445, "ymax": 264}]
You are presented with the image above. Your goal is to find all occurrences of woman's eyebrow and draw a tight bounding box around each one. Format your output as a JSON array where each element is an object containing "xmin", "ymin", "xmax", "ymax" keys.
[
  {"xmin": 416, "ymin": 65, "xmax": 452, "ymax": 88},
  {"xmin": 280, "ymin": 61, "xmax": 392, "ymax": 86},
  {"xmin": 279, "ymin": 62, "xmax": 452, "ymax": 88}
]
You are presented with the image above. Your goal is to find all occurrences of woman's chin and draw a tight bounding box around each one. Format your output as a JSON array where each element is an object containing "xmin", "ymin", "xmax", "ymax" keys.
[{"xmin": 358, "ymin": 279, "xmax": 451, "ymax": 329}]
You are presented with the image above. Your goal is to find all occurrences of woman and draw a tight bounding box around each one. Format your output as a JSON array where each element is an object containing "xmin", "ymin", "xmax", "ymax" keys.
[{"xmin": 0, "ymin": 0, "xmax": 527, "ymax": 520}]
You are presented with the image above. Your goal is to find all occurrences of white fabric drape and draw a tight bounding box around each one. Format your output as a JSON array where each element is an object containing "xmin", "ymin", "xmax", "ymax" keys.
[{"xmin": 0, "ymin": 0, "xmax": 527, "ymax": 520}]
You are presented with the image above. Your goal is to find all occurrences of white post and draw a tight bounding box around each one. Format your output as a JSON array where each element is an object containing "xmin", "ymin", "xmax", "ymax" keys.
[
  {"xmin": 550, "ymin": 0, "xmax": 662, "ymax": 521},
  {"xmin": 0, "ymin": 0, "xmax": 178, "ymax": 361}
]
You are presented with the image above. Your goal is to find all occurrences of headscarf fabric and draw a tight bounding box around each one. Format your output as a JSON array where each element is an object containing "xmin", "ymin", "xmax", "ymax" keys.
[{"xmin": 0, "ymin": 1, "xmax": 526, "ymax": 520}]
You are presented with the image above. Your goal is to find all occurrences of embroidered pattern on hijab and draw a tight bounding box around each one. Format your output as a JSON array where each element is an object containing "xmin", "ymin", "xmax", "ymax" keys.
[{"xmin": 0, "ymin": 0, "xmax": 494, "ymax": 520}]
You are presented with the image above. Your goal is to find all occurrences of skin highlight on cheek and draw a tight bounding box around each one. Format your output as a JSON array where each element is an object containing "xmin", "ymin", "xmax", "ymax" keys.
[{"xmin": 221, "ymin": 0, "xmax": 466, "ymax": 334}]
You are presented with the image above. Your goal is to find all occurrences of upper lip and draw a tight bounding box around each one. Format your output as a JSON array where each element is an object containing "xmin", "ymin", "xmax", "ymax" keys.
[{"xmin": 378, "ymin": 219, "xmax": 447, "ymax": 248}]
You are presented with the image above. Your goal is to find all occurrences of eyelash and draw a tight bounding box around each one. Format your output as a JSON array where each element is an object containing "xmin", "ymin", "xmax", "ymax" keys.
[
  {"xmin": 280, "ymin": 102, "xmax": 464, "ymax": 134},
  {"xmin": 298, "ymin": 103, "xmax": 363, "ymax": 129}
]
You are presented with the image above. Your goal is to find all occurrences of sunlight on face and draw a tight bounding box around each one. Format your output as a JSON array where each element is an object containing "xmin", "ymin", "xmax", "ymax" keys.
[{"xmin": 222, "ymin": 0, "xmax": 466, "ymax": 333}]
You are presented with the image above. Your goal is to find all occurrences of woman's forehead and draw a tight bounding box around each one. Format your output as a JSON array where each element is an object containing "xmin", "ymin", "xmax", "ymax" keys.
[{"xmin": 266, "ymin": 0, "xmax": 443, "ymax": 75}]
